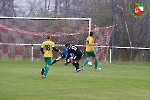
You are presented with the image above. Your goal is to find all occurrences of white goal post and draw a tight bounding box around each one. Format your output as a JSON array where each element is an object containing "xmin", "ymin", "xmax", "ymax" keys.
[{"xmin": 0, "ymin": 17, "xmax": 93, "ymax": 60}]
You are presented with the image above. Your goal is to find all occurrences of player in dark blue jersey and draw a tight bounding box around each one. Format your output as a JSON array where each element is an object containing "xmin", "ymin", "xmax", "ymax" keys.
[
  {"xmin": 65, "ymin": 43, "xmax": 82, "ymax": 73},
  {"xmin": 51, "ymin": 46, "xmax": 74, "ymax": 65}
]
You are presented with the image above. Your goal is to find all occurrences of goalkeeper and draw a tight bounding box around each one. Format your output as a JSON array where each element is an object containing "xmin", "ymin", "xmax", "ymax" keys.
[{"xmin": 51, "ymin": 45, "xmax": 74, "ymax": 65}]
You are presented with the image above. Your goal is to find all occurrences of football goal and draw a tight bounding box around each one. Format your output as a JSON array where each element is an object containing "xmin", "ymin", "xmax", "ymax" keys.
[{"xmin": 0, "ymin": 17, "xmax": 114, "ymax": 63}]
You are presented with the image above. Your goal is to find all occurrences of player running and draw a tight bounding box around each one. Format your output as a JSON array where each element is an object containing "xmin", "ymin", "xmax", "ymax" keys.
[
  {"xmin": 81, "ymin": 32, "xmax": 101, "ymax": 71},
  {"xmin": 65, "ymin": 43, "xmax": 82, "ymax": 73},
  {"xmin": 40, "ymin": 35, "xmax": 60, "ymax": 79}
]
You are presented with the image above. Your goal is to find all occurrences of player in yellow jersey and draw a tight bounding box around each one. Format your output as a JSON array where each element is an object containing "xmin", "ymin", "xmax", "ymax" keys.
[
  {"xmin": 82, "ymin": 32, "xmax": 100, "ymax": 71},
  {"xmin": 40, "ymin": 35, "xmax": 60, "ymax": 79}
]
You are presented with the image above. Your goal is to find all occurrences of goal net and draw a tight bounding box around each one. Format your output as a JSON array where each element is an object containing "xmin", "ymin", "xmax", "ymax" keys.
[
  {"xmin": 0, "ymin": 17, "xmax": 114, "ymax": 63},
  {"xmin": 94, "ymin": 26, "xmax": 114, "ymax": 64}
]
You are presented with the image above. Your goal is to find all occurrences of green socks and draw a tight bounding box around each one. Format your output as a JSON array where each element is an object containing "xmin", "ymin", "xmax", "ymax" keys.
[
  {"xmin": 94, "ymin": 59, "xmax": 98, "ymax": 69},
  {"xmin": 82, "ymin": 60, "xmax": 89, "ymax": 66},
  {"xmin": 83, "ymin": 59, "xmax": 98, "ymax": 69},
  {"xmin": 43, "ymin": 64, "xmax": 50, "ymax": 76},
  {"xmin": 43, "ymin": 67, "xmax": 50, "ymax": 76}
]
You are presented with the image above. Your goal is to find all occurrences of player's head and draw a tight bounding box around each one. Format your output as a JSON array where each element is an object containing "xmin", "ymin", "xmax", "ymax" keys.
[
  {"xmin": 65, "ymin": 43, "xmax": 70, "ymax": 47},
  {"xmin": 90, "ymin": 32, "xmax": 94, "ymax": 36},
  {"xmin": 47, "ymin": 35, "xmax": 51, "ymax": 39}
]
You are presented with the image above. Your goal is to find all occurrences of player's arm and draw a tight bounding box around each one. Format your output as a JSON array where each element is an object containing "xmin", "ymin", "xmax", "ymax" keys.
[
  {"xmin": 88, "ymin": 42, "xmax": 98, "ymax": 46},
  {"xmin": 40, "ymin": 48, "xmax": 44, "ymax": 54},
  {"xmin": 52, "ymin": 42, "xmax": 60, "ymax": 52},
  {"xmin": 87, "ymin": 39, "xmax": 97, "ymax": 46},
  {"xmin": 40, "ymin": 43, "xmax": 44, "ymax": 54},
  {"xmin": 53, "ymin": 47, "xmax": 60, "ymax": 52},
  {"xmin": 86, "ymin": 40, "xmax": 94, "ymax": 46}
]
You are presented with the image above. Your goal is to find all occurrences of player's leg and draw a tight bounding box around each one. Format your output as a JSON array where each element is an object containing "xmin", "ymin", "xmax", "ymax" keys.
[
  {"xmin": 51, "ymin": 56, "xmax": 61, "ymax": 65},
  {"xmin": 51, "ymin": 54, "xmax": 64, "ymax": 65},
  {"xmin": 41, "ymin": 58, "xmax": 48, "ymax": 75},
  {"xmin": 82, "ymin": 58, "xmax": 89, "ymax": 66},
  {"xmin": 42, "ymin": 57, "xmax": 52, "ymax": 78},
  {"xmin": 70, "ymin": 57, "xmax": 75, "ymax": 67},
  {"xmin": 69, "ymin": 56, "xmax": 80, "ymax": 72},
  {"xmin": 91, "ymin": 52, "xmax": 100, "ymax": 70},
  {"xmin": 88, "ymin": 57, "xmax": 93, "ymax": 66},
  {"xmin": 74, "ymin": 53, "xmax": 82, "ymax": 72},
  {"xmin": 65, "ymin": 58, "xmax": 71, "ymax": 65},
  {"xmin": 94, "ymin": 56, "xmax": 98, "ymax": 69},
  {"xmin": 51, "ymin": 59, "xmax": 56, "ymax": 65},
  {"xmin": 72, "ymin": 61, "xmax": 80, "ymax": 73},
  {"xmin": 74, "ymin": 60, "xmax": 81, "ymax": 72},
  {"xmin": 41, "ymin": 65, "xmax": 46, "ymax": 75},
  {"xmin": 82, "ymin": 52, "xmax": 90, "ymax": 70}
]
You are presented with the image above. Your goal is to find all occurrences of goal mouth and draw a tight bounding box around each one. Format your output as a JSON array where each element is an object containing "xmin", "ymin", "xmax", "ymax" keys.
[{"xmin": 0, "ymin": 17, "xmax": 114, "ymax": 63}]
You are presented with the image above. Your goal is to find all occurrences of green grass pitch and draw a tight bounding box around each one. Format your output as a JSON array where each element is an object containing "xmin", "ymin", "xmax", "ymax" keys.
[{"xmin": 0, "ymin": 60, "xmax": 150, "ymax": 100}]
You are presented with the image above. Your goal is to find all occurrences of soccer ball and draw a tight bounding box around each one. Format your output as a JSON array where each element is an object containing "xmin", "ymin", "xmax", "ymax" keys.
[{"xmin": 88, "ymin": 61, "xmax": 92, "ymax": 66}]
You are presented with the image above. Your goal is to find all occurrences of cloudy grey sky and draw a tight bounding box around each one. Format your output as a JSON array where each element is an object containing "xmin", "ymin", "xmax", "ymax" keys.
[{"xmin": 14, "ymin": 0, "xmax": 55, "ymax": 16}]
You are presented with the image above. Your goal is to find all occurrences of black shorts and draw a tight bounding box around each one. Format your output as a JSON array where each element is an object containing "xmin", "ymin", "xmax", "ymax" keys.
[{"xmin": 73, "ymin": 52, "xmax": 82, "ymax": 61}]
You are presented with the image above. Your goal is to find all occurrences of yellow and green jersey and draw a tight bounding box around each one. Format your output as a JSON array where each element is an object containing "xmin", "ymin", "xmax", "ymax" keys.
[
  {"xmin": 41, "ymin": 40, "xmax": 55, "ymax": 57},
  {"xmin": 86, "ymin": 36, "xmax": 94, "ymax": 52}
]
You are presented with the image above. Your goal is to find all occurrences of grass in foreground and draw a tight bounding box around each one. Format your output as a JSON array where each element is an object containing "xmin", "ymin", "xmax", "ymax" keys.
[{"xmin": 0, "ymin": 60, "xmax": 150, "ymax": 100}]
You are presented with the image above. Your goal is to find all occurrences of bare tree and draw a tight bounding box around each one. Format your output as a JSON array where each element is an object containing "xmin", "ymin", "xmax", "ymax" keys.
[
  {"xmin": 112, "ymin": 0, "xmax": 149, "ymax": 61},
  {"xmin": 0, "ymin": 0, "xmax": 16, "ymax": 17}
]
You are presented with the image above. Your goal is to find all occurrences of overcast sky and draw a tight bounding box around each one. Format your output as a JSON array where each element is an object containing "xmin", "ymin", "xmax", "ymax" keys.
[
  {"xmin": 14, "ymin": 0, "xmax": 55, "ymax": 10},
  {"xmin": 13, "ymin": 0, "xmax": 55, "ymax": 16},
  {"xmin": 14, "ymin": 0, "xmax": 29, "ymax": 8}
]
